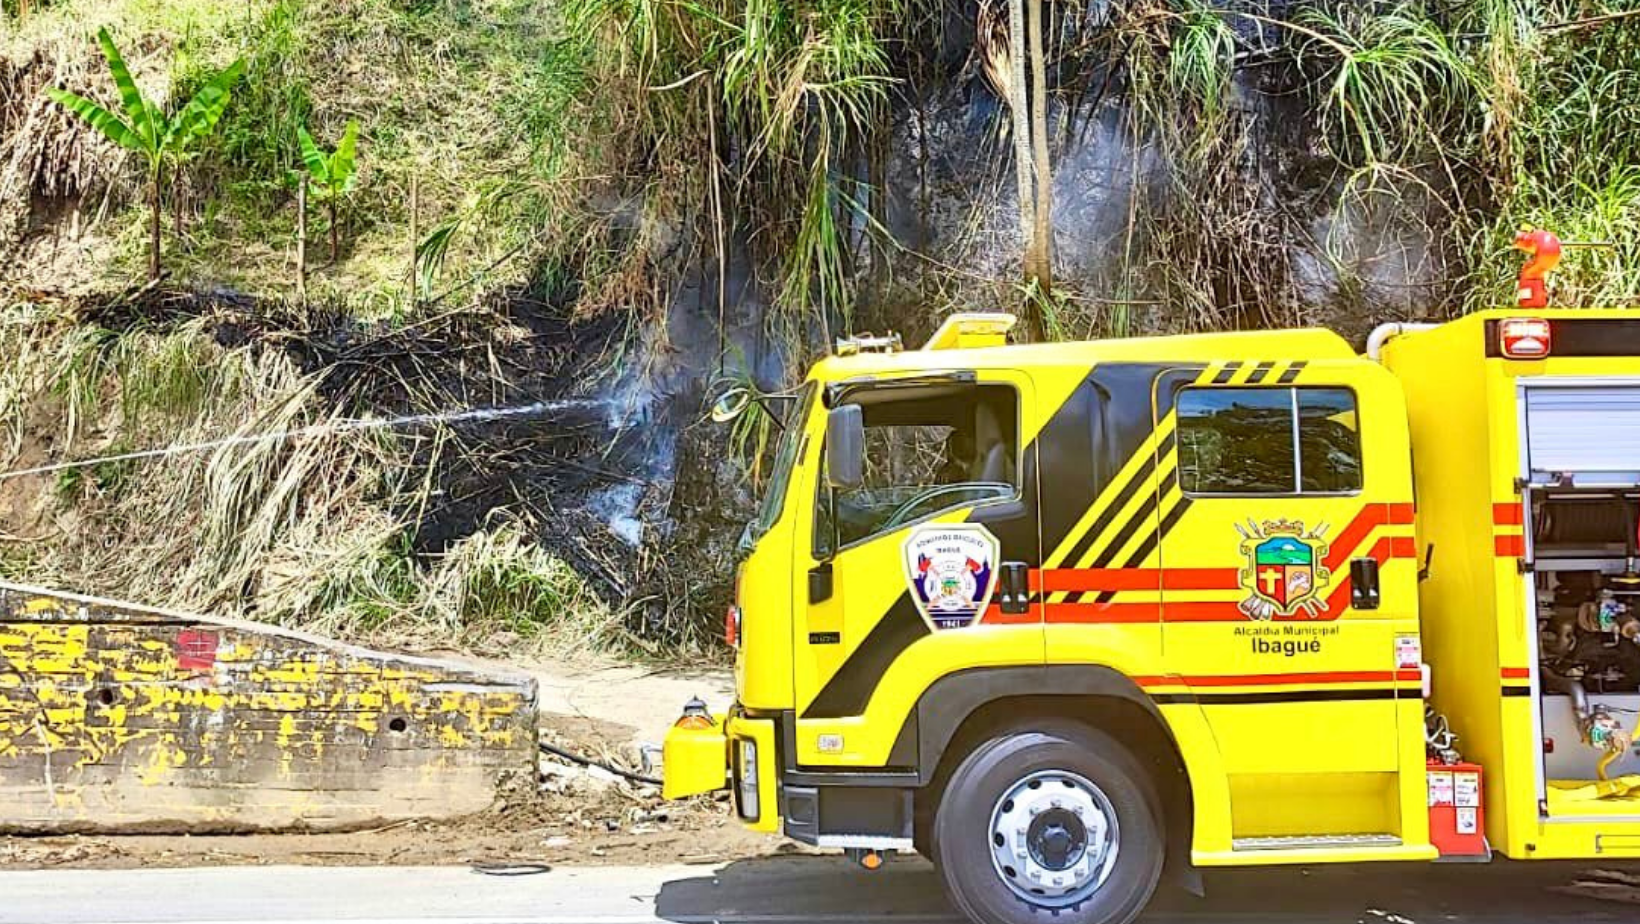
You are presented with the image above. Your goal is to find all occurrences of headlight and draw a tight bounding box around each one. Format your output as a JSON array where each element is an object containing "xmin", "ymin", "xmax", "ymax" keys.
[{"xmin": 737, "ymin": 739, "xmax": 759, "ymax": 820}]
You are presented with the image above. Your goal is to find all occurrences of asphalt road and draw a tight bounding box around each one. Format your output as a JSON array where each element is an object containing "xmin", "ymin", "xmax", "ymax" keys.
[{"xmin": 1, "ymin": 855, "xmax": 1635, "ymax": 924}]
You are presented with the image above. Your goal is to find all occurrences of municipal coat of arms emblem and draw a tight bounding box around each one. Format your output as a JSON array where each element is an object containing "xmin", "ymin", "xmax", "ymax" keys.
[
  {"xmin": 1237, "ymin": 519, "xmax": 1332, "ymax": 620},
  {"xmin": 903, "ymin": 524, "xmax": 1000, "ymax": 631}
]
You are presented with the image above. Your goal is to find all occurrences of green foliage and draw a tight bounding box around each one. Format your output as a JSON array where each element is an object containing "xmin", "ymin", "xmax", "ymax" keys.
[
  {"xmin": 726, "ymin": 394, "xmax": 778, "ymax": 488},
  {"xmin": 54, "ymin": 444, "xmax": 138, "ymax": 503},
  {"xmin": 166, "ymin": 60, "xmax": 244, "ymax": 156},
  {"xmin": 306, "ymin": 526, "xmax": 616, "ymax": 647},
  {"xmin": 1293, "ymin": 4, "xmax": 1478, "ymax": 168},
  {"xmin": 1461, "ymin": 2, "xmax": 1640, "ymax": 309},
  {"xmin": 47, "ymin": 27, "xmax": 243, "ymax": 169},
  {"xmin": 45, "ymin": 25, "xmax": 243, "ymax": 277},
  {"xmin": 1165, "ymin": 0, "xmax": 1238, "ymax": 138},
  {"xmin": 45, "ymin": 28, "xmax": 162, "ymax": 161},
  {"xmin": 212, "ymin": 0, "xmax": 312, "ymax": 195},
  {"xmin": 48, "ymin": 325, "xmax": 119, "ymax": 448},
  {"xmin": 115, "ymin": 323, "xmax": 244, "ymax": 425},
  {"xmin": 298, "ymin": 119, "xmax": 361, "ymax": 264},
  {"xmin": 456, "ymin": 537, "xmax": 606, "ymax": 641},
  {"xmin": 309, "ymin": 535, "xmax": 424, "ymax": 631},
  {"xmin": 566, "ymin": 0, "xmax": 897, "ymax": 330},
  {"xmin": 298, "ymin": 120, "xmax": 359, "ymax": 203}
]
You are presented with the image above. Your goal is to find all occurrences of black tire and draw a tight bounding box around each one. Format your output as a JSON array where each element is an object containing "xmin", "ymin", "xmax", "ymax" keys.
[{"xmin": 931, "ymin": 722, "xmax": 1163, "ymax": 924}]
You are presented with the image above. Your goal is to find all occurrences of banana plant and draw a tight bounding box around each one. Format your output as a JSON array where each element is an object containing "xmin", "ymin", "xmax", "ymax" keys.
[
  {"xmin": 297, "ymin": 120, "xmax": 360, "ymax": 265},
  {"xmin": 46, "ymin": 27, "xmax": 243, "ymax": 280}
]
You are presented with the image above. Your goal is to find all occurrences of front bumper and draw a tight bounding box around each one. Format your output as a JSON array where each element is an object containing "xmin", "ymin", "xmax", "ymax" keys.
[{"xmin": 661, "ymin": 709, "xmax": 781, "ymax": 833}]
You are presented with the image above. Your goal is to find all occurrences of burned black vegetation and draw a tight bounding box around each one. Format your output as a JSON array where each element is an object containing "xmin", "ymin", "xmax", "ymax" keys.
[{"xmin": 44, "ymin": 279, "xmax": 758, "ymax": 649}]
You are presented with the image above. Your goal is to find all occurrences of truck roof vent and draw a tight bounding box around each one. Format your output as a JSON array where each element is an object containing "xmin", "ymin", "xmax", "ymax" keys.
[{"xmin": 923, "ymin": 312, "xmax": 1018, "ymax": 351}]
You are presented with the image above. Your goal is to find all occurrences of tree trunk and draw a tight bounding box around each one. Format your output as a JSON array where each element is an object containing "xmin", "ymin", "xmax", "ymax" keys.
[
  {"xmin": 172, "ymin": 163, "xmax": 185, "ymax": 239},
  {"xmin": 296, "ymin": 176, "xmax": 308, "ymax": 300},
  {"xmin": 408, "ymin": 172, "xmax": 420, "ymax": 301},
  {"xmin": 1007, "ymin": 0, "xmax": 1034, "ymax": 274},
  {"xmin": 148, "ymin": 165, "xmax": 162, "ymax": 281},
  {"xmin": 1027, "ymin": 0, "xmax": 1053, "ymax": 297},
  {"xmin": 328, "ymin": 199, "xmax": 339, "ymax": 265},
  {"xmin": 867, "ymin": 99, "xmax": 889, "ymax": 293}
]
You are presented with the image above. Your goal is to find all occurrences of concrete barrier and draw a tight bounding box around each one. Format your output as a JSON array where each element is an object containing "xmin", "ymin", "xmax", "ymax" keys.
[{"xmin": 0, "ymin": 581, "xmax": 537, "ymax": 833}]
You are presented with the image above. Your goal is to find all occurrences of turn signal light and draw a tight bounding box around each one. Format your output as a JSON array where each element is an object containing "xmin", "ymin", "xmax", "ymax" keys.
[
  {"xmin": 725, "ymin": 604, "xmax": 742, "ymax": 648},
  {"xmin": 674, "ymin": 696, "xmax": 715, "ymax": 730},
  {"xmin": 1499, "ymin": 317, "xmax": 1551, "ymax": 359}
]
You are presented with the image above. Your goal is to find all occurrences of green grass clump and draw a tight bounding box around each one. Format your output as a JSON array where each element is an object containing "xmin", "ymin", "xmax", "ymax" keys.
[{"xmin": 301, "ymin": 524, "xmax": 622, "ymax": 654}]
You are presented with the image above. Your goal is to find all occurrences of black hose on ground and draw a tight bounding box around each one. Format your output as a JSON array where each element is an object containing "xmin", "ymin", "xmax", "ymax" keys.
[{"xmin": 539, "ymin": 740, "xmax": 662, "ymax": 787}]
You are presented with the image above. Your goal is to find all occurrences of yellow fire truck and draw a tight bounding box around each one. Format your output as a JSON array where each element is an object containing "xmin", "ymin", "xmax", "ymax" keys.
[{"xmin": 665, "ymin": 250, "xmax": 1640, "ymax": 924}]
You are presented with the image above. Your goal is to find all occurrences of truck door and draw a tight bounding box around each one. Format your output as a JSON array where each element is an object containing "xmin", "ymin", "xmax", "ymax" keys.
[
  {"xmin": 792, "ymin": 370, "xmax": 1041, "ymax": 768},
  {"xmin": 1155, "ymin": 361, "xmax": 1422, "ymax": 847}
]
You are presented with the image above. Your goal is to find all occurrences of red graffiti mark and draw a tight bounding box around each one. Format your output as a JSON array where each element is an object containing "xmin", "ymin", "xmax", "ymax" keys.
[{"xmin": 176, "ymin": 629, "xmax": 220, "ymax": 671}]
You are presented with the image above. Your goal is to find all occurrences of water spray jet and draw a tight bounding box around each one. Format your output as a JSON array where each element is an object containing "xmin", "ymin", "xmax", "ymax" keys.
[{"xmin": 0, "ymin": 397, "xmax": 610, "ymax": 483}]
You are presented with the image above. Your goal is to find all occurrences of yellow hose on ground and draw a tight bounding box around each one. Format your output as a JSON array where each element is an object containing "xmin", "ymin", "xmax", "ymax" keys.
[{"xmin": 1548, "ymin": 715, "xmax": 1640, "ymax": 804}]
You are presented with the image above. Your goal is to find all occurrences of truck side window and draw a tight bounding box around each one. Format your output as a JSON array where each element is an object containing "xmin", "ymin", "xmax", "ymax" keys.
[
  {"xmin": 1177, "ymin": 386, "xmax": 1362, "ymax": 495},
  {"xmin": 1297, "ymin": 388, "xmax": 1362, "ymax": 492},
  {"xmin": 815, "ymin": 383, "xmax": 1020, "ymax": 553}
]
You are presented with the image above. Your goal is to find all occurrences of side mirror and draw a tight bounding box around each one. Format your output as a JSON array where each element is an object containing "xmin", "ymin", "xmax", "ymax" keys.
[{"xmin": 826, "ymin": 405, "xmax": 865, "ymax": 491}]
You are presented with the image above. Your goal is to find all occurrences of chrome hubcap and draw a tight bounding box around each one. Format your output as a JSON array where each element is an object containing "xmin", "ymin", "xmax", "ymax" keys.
[{"xmin": 988, "ymin": 770, "xmax": 1119, "ymax": 907}]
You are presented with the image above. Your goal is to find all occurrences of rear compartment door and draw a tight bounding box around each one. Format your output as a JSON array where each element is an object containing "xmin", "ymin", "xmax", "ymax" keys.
[
  {"xmin": 1155, "ymin": 360, "xmax": 1421, "ymax": 841},
  {"xmin": 1523, "ymin": 380, "xmax": 1640, "ymax": 484}
]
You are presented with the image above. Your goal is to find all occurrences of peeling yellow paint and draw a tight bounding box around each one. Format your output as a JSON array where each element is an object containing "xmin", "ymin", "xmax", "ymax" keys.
[{"xmin": 0, "ymin": 586, "xmax": 536, "ymax": 833}]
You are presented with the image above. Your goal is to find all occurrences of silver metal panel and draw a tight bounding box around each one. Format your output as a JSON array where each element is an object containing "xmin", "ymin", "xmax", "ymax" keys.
[
  {"xmin": 815, "ymin": 835, "xmax": 916, "ymax": 850},
  {"xmin": 1525, "ymin": 383, "xmax": 1640, "ymax": 476},
  {"xmin": 1231, "ymin": 834, "xmax": 1401, "ymax": 851},
  {"xmin": 1541, "ymin": 692, "xmax": 1640, "ymax": 780}
]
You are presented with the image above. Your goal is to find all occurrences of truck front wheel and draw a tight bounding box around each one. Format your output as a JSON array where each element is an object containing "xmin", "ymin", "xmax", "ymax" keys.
[{"xmin": 931, "ymin": 722, "xmax": 1163, "ymax": 924}]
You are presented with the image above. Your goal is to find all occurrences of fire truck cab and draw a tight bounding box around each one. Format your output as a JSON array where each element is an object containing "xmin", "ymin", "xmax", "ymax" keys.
[{"xmin": 664, "ymin": 304, "xmax": 1640, "ymax": 924}]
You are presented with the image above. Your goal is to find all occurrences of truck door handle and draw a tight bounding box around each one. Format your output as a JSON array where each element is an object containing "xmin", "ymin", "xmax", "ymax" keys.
[
  {"xmin": 998, "ymin": 561, "xmax": 1030, "ymax": 615},
  {"xmin": 1350, "ymin": 557, "xmax": 1381, "ymax": 610},
  {"xmin": 809, "ymin": 562, "xmax": 834, "ymax": 604}
]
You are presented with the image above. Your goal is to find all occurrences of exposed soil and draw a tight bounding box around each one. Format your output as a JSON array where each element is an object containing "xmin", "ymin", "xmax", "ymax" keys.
[{"xmin": 0, "ymin": 792, "xmax": 794, "ymax": 871}]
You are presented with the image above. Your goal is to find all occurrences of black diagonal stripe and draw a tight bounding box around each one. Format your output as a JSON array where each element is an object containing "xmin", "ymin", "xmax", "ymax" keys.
[
  {"xmin": 1122, "ymin": 491, "xmax": 1190, "ymax": 569},
  {"xmin": 803, "ymin": 594, "xmax": 928, "ymax": 718},
  {"xmin": 1089, "ymin": 480, "xmax": 1189, "ymax": 605},
  {"xmin": 1088, "ymin": 468, "xmax": 1176, "ymax": 570},
  {"xmin": 1211, "ymin": 361, "xmax": 1242, "ymax": 384},
  {"xmin": 1056, "ymin": 432, "xmax": 1170, "ymax": 572},
  {"xmin": 1019, "ymin": 363, "xmax": 1180, "ymax": 565},
  {"xmin": 1066, "ymin": 481, "xmax": 1165, "ymax": 604},
  {"xmin": 1277, "ymin": 361, "xmax": 1307, "ymax": 384},
  {"xmin": 1247, "ymin": 361, "xmax": 1275, "ymax": 384}
]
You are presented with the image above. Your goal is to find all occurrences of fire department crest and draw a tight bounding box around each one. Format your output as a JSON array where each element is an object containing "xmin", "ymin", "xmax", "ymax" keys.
[
  {"xmin": 903, "ymin": 524, "xmax": 999, "ymax": 631},
  {"xmin": 1237, "ymin": 519, "xmax": 1332, "ymax": 620}
]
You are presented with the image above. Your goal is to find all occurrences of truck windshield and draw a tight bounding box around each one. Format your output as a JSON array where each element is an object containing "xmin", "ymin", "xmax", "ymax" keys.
[{"xmin": 748, "ymin": 382, "xmax": 816, "ymax": 542}]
